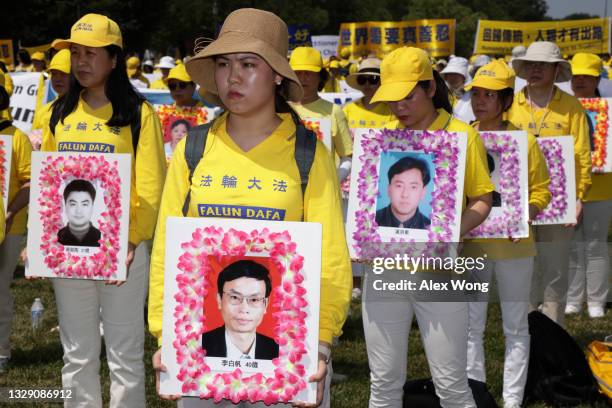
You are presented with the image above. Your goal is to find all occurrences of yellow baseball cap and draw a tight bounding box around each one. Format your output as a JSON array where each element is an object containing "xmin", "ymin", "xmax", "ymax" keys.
[
  {"xmin": 371, "ymin": 47, "xmax": 433, "ymax": 103},
  {"xmin": 126, "ymin": 56, "xmax": 140, "ymax": 76},
  {"xmin": 31, "ymin": 51, "xmax": 46, "ymax": 62},
  {"xmin": 340, "ymin": 47, "xmax": 351, "ymax": 59},
  {"xmin": 52, "ymin": 14, "xmax": 123, "ymax": 50},
  {"xmin": 329, "ymin": 60, "xmax": 340, "ymax": 69},
  {"xmin": 571, "ymin": 53, "xmax": 602, "ymax": 77},
  {"xmin": 465, "ymin": 59, "xmax": 515, "ymax": 91},
  {"xmin": 167, "ymin": 63, "xmax": 192, "ymax": 82},
  {"xmin": 289, "ymin": 47, "xmax": 322, "ymax": 72},
  {"xmin": 48, "ymin": 49, "xmax": 71, "ymax": 74}
]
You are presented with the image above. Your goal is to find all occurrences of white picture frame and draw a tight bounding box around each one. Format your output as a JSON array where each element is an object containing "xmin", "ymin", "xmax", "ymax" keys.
[{"xmin": 0, "ymin": 134, "xmax": 13, "ymax": 213}]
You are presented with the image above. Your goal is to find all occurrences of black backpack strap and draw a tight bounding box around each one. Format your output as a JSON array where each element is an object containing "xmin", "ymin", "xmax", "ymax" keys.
[
  {"xmin": 293, "ymin": 121, "xmax": 317, "ymax": 222},
  {"xmin": 0, "ymin": 120, "xmax": 12, "ymax": 132},
  {"xmin": 182, "ymin": 122, "xmax": 213, "ymax": 216}
]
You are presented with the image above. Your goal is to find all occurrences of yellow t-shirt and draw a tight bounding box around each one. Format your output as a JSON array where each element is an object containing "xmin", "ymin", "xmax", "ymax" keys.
[
  {"xmin": 508, "ymin": 87, "xmax": 592, "ymax": 200},
  {"xmin": 41, "ymin": 97, "xmax": 167, "ymax": 245},
  {"xmin": 342, "ymin": 99, "xmax": 395, "ymax": 129},
  {"xmin": 149, "ymin": 78, "xmax": 168, "ymax": 90},
  {"xmin": 290, "ymin": 98, "xmax": 353, "ymax": 159},
  {"xmin": 3, "ymin": 125, "xmax": 32, "ymax": 235},
  {"xmin": 148, "ymin": 112, "xmax": 352, "ymax": 346},
  {"xmin": 32, "ymin": 100, "xmax": 53, "ymax": 131},
  {"xmin": 0, "ymin": 73, "xmax": 14, "ymax": 122},
  {"xmin": 463, "ymin": 123, "xmax": 552, "ymax": 260}
]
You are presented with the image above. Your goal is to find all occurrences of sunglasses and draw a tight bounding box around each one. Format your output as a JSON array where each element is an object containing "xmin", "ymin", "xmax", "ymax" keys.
[
  {"xmin": 168, "ymin": 82, "xmax": 191, "ymax": 91},
  {"xmin": 357, "ymin": 75, "xmax": 380, "ymax": 85}
]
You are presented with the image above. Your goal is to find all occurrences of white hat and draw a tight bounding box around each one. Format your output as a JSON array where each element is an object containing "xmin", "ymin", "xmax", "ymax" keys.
[
  {"xmin": 512, "ymin": 45, "xmax": 527, "ymax": 58},
  {"xmin": 512, "ymin": 41, "xmax": 571, "ymax": 83},
  {"xmin": 142, "ymin": 59, "xmax": 154, "ymax": 67},
  {"xmin": 441, "ymin": 56, "xmax": 469, "ymax": 79},
  {"xmin": 155, "ymin": 55, "xmax": 176, "ymax": 69},
  {"xmin": 473, "ymin": 54, "xmax": 491, "ymax": 68},
  {"xmin": 345, "ymin": 58, "xmax": 381, "ymax": 90}
]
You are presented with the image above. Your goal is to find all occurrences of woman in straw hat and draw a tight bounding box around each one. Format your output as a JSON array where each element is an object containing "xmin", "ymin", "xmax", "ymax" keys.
[
  {"xmin": 508, "ymin": 41, "xmax": 591, "ymax": 326},
  {"xmin": 362, "ymin": 46, "xmax": 494, "ymax": 408},
  {"xmin": 35, "ymin": 13, "xmax": 166, "ymax": 407},
  {"xmin": 566, "ymin": 53, "xmax": 611, "ymax": 319},
  {"xmin": 463, "ymin": 59, "xmax": 551, "ymax": 408},
  {"xmin": 149, "ymin": 8, "xmax": 351, "ymax": 408}
]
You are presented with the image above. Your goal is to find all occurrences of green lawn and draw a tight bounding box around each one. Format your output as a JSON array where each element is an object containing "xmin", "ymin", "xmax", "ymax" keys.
[{"xmin": 1, "ymin": 267, "xmax": 609, "ymax": 407}]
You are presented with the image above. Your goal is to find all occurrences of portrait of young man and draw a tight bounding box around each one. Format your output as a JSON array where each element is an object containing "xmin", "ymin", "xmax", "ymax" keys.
[
  {"xmin": 375, "ymin": 155, "xmax": 432, "ymax": 229},
  {"xmin": 57, "ymin": 179, "xmax": 102, "ymax": 247},
  {"xmin": 202, "ymin": 260, "xmax": 279, "ymax": 360}
]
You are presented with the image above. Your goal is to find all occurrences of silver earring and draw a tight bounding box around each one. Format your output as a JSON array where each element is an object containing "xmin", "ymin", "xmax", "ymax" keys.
[{"xmin": 276, "ymin": 79, "xmax": 282, "ymax": 85}]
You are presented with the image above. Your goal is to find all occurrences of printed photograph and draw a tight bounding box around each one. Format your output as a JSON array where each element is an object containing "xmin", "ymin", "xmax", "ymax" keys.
[{"xmin": 57, "ymin": 179, "xmax": 103, "ymax": 248}]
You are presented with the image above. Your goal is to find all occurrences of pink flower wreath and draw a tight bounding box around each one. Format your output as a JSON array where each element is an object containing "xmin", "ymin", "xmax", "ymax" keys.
[
  {"xmin": 173, "ymin": 226, "xmax": 309, "ymax": 404},
  {"xmin": 353, "ymin": 129, "xmax": 461, "ymax": 259},
  {"xmin": 465, "ymin": 132, "xmax": 524, "ymax": 238},
  {"xmin": 38, "ymin": 154, "xmax": 123, "ymax": 279},
  {"xmin": 0, "ymin": 138, "xmax": 6, "ymax": 198},
  {"xmin": 534, "ymin": 139, "xmax": 568, "ymax": 223}
]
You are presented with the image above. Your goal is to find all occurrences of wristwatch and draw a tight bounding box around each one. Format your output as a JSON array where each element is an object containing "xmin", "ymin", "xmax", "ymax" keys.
[{"xmin": 318, "ymin": 344, "xmax": 331, "ymax": 364}]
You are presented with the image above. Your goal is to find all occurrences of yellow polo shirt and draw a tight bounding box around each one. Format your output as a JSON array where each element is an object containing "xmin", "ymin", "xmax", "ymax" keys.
[
  {"xmin": 291, "ymin": 98, "xmax": 353, "ymax": 158},
  {"xmin": 342, "ymin": 99, "xmax": 396, "ymax": 129},
  {"xmin": 148, "ymin": 112, "xmax": 352, "ymax": 346},
  {"xmin": 3, "ymin": 125, "xmax": 32, "ymax": 235},
  {"xmin": 32, "ymin": 101, "xmax": 53, "ymax": 131},
  {"xmin": 508, "ymin": 87, "xmax": 591, "ymax": 200},
  {"xmin": 41, "ymin": 97, "xmax": 166, "ymax": 245},
  {"xmin": 150, "ymin": 78, "xmax": 168, "ymax": 90},
  {"xmin": 463, "ymin": 123, "xmax": 551, "ymax": 260}
]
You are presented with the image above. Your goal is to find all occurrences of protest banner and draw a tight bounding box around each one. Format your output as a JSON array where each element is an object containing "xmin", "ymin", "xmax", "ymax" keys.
[
  {"xmin": 160, "ymin": 217, "xmax": 321, "ymax": 404},
  {"xmin": 288, "ymin": 24, "xmax": 312, "ymax": 51},
  {"xmin": 311, "ymin": 35, "xmax": 339, "ymax": 60},
  {"xmin": 474, "ymin": 18, "xmax": 611, "ymax": 55},
  {"xmin": 8, "ymin": 72, "xmax": 41, "ymax": 133},
  {"xmin": 339, "ymin": 20, "xmax": 455, "ymax": 59},
  {"xmin": 0, "ymin": 39, "xmax": 14, "ymax": 67}
]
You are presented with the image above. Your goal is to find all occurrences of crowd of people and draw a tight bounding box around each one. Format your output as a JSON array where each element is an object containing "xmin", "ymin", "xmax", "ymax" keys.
[{"xmin": 0, "ymin": 7, "xmax": 609, "ymax": 408}]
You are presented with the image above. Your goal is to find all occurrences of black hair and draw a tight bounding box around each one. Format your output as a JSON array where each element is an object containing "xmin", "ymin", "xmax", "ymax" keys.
[
  {"xmin": 486, "ymin": 153, "xmax": 495, "ymax": 173},
  {"xmin": 0, "ymin": 61, "xmax": 7, "ymax": 74},
  {"xmin": 63, "ymin": 179, "xmax": 96, "ymax": 202},
  {"xmin": 318, "ymin": 69, "xmax": 329, "ymax": 92},
  {"xmin": 0, "ymin": 88, "xmax": 9, "ymax": 111},
  {"xmin": 18, "ymin": 49, "xmax": 31, "ymax": 65},
  {"xmin": 171, "ymin": 119, "xmax": 191, "ymax": 131},
  {"xmin": 52, "ymin": 45, "xmax": 145, "ymax": 128},
  {"xmin": 388, "ymin": 156, "xmax": 431, "ymax": 186},
  {"xmin": 498, "ymin": 88, "xmax": 514, "ymax": 113},
  {"xmin": 217, "ymin": 260, "xmax": 272, "ymax": 298},
  {"xmin": 417, "ymin": 70, "xmax": 453, "ymax": 114}
]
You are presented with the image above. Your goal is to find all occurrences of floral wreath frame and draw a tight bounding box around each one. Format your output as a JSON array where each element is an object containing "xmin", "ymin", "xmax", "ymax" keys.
[
  {"xmin": 38, "ymin": 155, "xmax": 123, "ymax": 279},
  {"xmin": 465, "ymin": 132, "xmax": 525, "ymax": 238},
  {"xmin": 0, "ymin": 138, "xmax": 6, "ymax": 198},
  {"xmin": 352, "ymin": 129, "xmax": 461, "ymax": 259},
  {"xmin": 534, "ymin": 139, "xmax": 568, "ymax": 222},
  {"xmin": 173, "ymin": 226, "xmax": 309, "ymax": 404},
  {"xmin": 580, "ymin": 98, "xmax": 609, "ymax": 172}
]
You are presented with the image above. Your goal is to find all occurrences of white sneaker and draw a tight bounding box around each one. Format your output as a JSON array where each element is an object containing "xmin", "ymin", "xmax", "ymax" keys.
[
  {"xmin": 588, "ymin": 306, "xmax": 605, "ymax": 318},
  {"xmin": 565, "ymin": 304, "xmax": 581, "ymax": 315},
  {"xmin": 351, "ymin": 288, "xmax": 362, "ymax": 300}
]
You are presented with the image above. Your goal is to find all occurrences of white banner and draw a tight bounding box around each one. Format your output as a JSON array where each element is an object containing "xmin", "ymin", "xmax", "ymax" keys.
[
  {"xmin": 8, "ymin": 72, "xmax": 42, "ymax": 133},
  {"xmin": 311, "ymin": 35, "xmax": 339, "ymax": 60}
]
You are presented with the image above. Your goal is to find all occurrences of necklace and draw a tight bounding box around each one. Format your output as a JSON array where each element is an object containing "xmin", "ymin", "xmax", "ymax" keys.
[{"xmin": 527, "ymin": 85, "xmax": 555, "ymax": 138}]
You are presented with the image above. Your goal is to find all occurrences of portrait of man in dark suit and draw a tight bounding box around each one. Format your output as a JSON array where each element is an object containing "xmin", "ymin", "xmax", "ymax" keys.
[
  {"xmin": 57, "ymin": 179, "xmax": 101, "ymax": 247},
  {"xmin": 202, "ymin": 260, "xmax": 278, "ymax": 360}
]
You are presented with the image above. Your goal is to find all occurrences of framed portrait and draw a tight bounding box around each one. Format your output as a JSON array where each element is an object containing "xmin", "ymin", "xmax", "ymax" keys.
[
  {"xmin": 465, "ymin": 131, "xmax": 530, "ymax": 239},
  {"xmin": 26, "ymin": 152, "xmax": 132, "ymax": 280},
  {"xmin": 346, "ymin": 128, "xmax": 467, "ymax": 260},
  {"xmin": 160, "ymin": 217, "xmax": 322, "ymax": 405},
  {"xmin": 579, "ymin": 98, "xmax": 612, "ymax": 173},
  {"xmin": 532, "ymin": 136, "xmax": 577, "ymax": 226},
  {"xmin": 0, "ymin": 134, "xmax": 13, "ymax": 213},
  {"xmin": 302, "ymin": 118, "xmax": 332, "ymax": 153}
]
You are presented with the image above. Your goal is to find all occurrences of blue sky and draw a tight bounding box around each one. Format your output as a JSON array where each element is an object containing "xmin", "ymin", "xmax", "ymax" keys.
[{"xmin": 546, "ymin": 0, "xmax": 611, "ymax": 18}]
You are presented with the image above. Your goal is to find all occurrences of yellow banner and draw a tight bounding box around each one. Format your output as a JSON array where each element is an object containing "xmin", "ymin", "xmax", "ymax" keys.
[
  {"xmin": 474, "ymin": 18, "xmax": 611, "ymax": 55},
  {"xmin": 339, "ymin": 19, "xmax": 455, "ymax": 59},
  {"xmin": 0, "ymin": 39, "xmax": 14, "ymax": 67}
]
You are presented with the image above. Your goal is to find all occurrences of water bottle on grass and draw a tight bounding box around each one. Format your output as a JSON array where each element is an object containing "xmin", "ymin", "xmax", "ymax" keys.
[{"xmin": 31, "ymin": 298, "xmax": 44, "ymax": 330}]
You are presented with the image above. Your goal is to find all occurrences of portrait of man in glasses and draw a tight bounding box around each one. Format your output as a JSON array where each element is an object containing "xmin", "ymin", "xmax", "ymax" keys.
[{"xmin": 201, "ymin": 260, "xmax": 279, "ymax": 360}]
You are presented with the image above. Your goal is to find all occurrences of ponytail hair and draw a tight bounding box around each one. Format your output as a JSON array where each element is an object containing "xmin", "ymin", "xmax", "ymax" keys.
[
  {"xmin": 417, "ymin": 70, "xmax": 452, "ymax": 114},
  {"xmin": 274, "ymin": 81, "xmax": 304, "ymax": 127}
]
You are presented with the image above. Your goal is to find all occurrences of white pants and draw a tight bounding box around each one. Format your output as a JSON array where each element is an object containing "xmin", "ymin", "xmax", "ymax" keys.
[
  {"xmin": 568, "ymin": 200, "xmax": 612, "ymax": 308},
  {"xmin": 177, "ymin": 359, "xmax": 333, "ymax": 408},
  {"xmin": 0, "ymin": 234, "xmax": 23, "ymax": 359},
  {"xmin": 52, "ymin": 242, "xmax": 150, "ymax": 408},
  {"xmin": 531, "ymin": 225, "xmax": 574, "ymax": 326},
  {"xmin": 467, "ymin": 258, "xmax": 532, "ymax": 407},
  {"xmin": 362, "ymin": 270, "xmax": 476, "ymax": 408}
]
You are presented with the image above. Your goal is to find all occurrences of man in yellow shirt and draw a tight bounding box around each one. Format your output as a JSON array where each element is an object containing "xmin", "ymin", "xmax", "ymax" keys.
[
  {"xmin": 150, "ymin": 56, "xmax": 176, "ymax": 90},
  {"xmin": 14, "ymin": 49, "xmax": 34, "ymax": 72},
  {"xmin": 566, "ymin": 53, "xmax": 610, "ymax": 318},
  {"xmin": 289, "ymin": 46, "xmax": 353, "ymax": 182},
  {"xmin": 508, "ymin": 41, "xmax": 592, "ymax": 326}
]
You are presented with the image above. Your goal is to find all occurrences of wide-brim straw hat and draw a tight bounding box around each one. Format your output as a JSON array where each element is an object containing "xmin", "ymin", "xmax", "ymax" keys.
[
  {"xmin": 186, "ymin": 8, "xmax": 303, "ymax": 105},
  {"xmin": 346, "ymin": 58, "xmax": 381, "ymax": 90},
  {"xmin": 512, "ymin": 41, "xmax": 571, "ymax": 83}
]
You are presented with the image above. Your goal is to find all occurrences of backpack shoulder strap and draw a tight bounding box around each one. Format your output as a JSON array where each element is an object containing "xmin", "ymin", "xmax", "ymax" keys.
[
  {"xmin": 182, "ymin": 121, "xmax": 213, "ymax": 216},
  {"xmin": 0, "ymin": 120, "xmax": 12, "ymax": 132},
  {"xmin": 294, "ymin": 122, "xmax": 317, "ymax": 199}
]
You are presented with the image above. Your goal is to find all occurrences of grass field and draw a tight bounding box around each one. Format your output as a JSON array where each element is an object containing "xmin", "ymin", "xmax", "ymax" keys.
[{"xmin": 1, "ymin": 266, "xmax": 610, "ymax": 407}]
